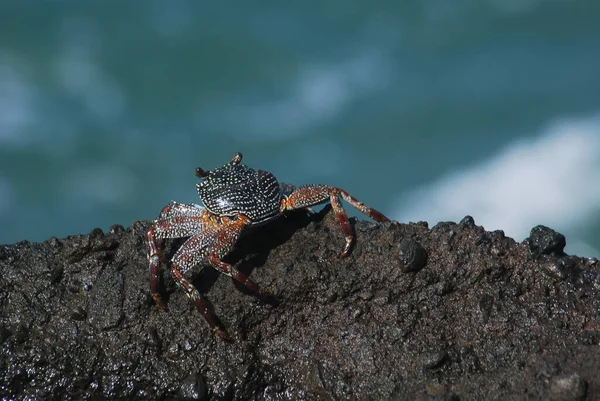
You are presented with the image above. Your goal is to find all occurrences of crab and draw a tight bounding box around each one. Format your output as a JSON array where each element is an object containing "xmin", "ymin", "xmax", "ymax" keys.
[{"xmin": 147, "ymin": 152, "xmax": 390, "ymax": 340}]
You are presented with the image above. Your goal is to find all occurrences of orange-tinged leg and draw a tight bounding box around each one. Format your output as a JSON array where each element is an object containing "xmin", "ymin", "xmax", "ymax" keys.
[
  {"xmin": 337, "ymin": 188, "xmax": 389, "ymax": 223},
  {"xmin": 147, "ymin": 227, "xmax": 169, "ymax": 311},
  {"xmin": 281, "ymin": 184, "xmax": 390, "ymax": 257},
  {"xmin": 147, "ymin": 204, "xmax": 217, "ymax": 310},
  {"xmin": 210, "ymin": 255, "xmax": 272, "ymax": 297},
  {"xmin": 167, "ymin": 221, "xmax": 238, "ymax": 340},
  {"xmin": 202, "ymin": 216, "xmax": 271, "ymax": 297},
  {"xmin": 330, "ymin": 194, "xmax": 353, "ymax": 258},
  {"xmin": 168, "ymin": 215, "xmax": 268, "ymax": 339}
]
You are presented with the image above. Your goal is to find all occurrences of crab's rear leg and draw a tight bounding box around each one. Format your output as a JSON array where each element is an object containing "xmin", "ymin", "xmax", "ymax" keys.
[{"xmin": 281, "ymin": 184, "xmax": 390, "ymax": 257}]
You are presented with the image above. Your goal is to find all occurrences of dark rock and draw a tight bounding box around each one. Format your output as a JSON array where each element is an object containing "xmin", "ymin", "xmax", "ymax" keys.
[
  {"xmin": 140, "ymin": 328, "xmax": 161, "ymax": 350},
  {"xmin": 109, "ymin": 224, "xmax": 125, "ymax": 234},
  {"xmin": 70, "ymin": 306, "xmax": 88, "ymax": 321},
  {"xmin": 87, "ymin": 269, "xmax": 124, "ymax": 330},
  {"xmin": 90, "ymin": 227, "xmax": 104, "ymax": 238},
  {"xmin": 493, "ymin": 229, "xmax": 505, "ymax": 239},
  {"xmin": 179, "ymin": 373, "xmax": 207, "ymax": 401},
  {"xmin": 432, "ymin": 221, "xmax": 456, "ymax": 232},
  {"xmin": 422, "ymin": 348, "xmax": 449, "ymax": 370},
  {"xmin": 1, "ymin": 210, "xmax": 599, "ymax": 400},
  {"xmin": 459, "ymin": 215, "xmax": 475, "ymax": 227},
  {"xmin": 475, "ymin": 233, "xmax": 491, "ymax": 245},
  {"xmin": 528, "ymin": 225, "xmax": 567, "ymax": 255},
  {"xmin": 47, "ymin": 236, "xmax": 62, "ymax": 247},
  {"xmin": 549, "ymin": 373, "xmax": 587, "ymax": 401},
  {"xmin": 542, "ymin": 258, "xmax": 569, "ymax": 281},
  {"xmin": 397, "ymin": 238, "xmax": 428, "ymax": 272},
  {"xmin": 477, "ymin": 293, "xmax": 494, "ymax": 323},
  {"xmin": 422, "ymin": 384, "xmax": 459, "ymax": 401}
]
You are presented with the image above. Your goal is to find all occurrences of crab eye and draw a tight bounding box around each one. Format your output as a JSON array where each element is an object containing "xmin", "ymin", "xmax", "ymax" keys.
[
  {"xmin": 230, "ymin": 152, "xmax": 243, "ymax": 165},
  {"xmin": 195, "ymin": 168, "xmax": 208, "ymax": 178}
]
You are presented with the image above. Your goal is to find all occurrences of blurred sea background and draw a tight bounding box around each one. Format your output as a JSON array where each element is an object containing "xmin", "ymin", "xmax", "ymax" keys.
[{"xmin": 1, "ymin": 1, "xmax": 599, "ymax": 256}]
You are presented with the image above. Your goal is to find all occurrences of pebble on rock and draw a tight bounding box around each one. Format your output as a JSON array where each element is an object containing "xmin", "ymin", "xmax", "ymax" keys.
[
  {"xmin": 528, "ymin": 225, "xmax": 566, "ymax": 256},
  {"xmin": 459, "ymin": 215, "xmax": 476, "ymax": 227},
  {"xmin": 549, "ymin": 373, "xmax": 587, "ymax": 401},
  {"xmin": 178, "ymin": 373, "xmax": 207, "ymax": 401},
  {"xmin": 397, "ymin": 238, "xmax": 428, "ymax": 273}
]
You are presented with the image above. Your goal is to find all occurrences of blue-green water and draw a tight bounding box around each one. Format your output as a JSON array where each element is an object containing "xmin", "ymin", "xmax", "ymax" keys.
[{"xmin": 1, "ymin": 1, "xmax": 600, "ymax": 256}]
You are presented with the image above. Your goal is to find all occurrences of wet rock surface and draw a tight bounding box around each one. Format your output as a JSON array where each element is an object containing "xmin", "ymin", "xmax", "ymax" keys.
[
  {"xmin": 528, "ymin": 225, "xmax": 567, "ymax": 256},
  {"xmin": 1, "ymin": 210, "xmax": 599, "ymax": 400},
  {"xmin": 397, "ymin": 237, "xmax": 428, "ymax": 273}
]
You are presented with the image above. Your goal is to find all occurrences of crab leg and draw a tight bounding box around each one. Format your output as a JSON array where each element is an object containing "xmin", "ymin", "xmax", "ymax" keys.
[
  {"xmin": 156, "ymin": 220, "xmax": 235, "ymax": 340},
  {"xmin": 167, "ymin": 215, "xmax": 268, "ymax": 339},
  {"xmin": 189, "ymin": 215, "xmax": 271, "ymax": 297},
  {"xmin": 146, "ymin": 205, "xmax": 217, "ymax": 310},
  {"xmin": 147, "ymin": 229, "xmax": 169, "ymax": 310},
  {"xmin": 170, "ymin": 265, "xmax": 232, "ymax": 341},
  {"xmin": 170, "ymin": 215, "xmax": 270, "ymax": 296},
  {"xmin": 281, "ymin": 184, "xmax": 390, "ymax": 257},
  {"xmin": 330, "ymin": 194, "xmax": 353, "ymax": 258},
  {"xmin": 209, "ymin": 255, "xmax": 271, "ymax": 297},
  {"xmin": 159, "ymin": 201, "xmax": 209, "ymax": 218},
  {"xmin": 171, "ymin": 267, "xmax": 223, "ymax": 335}
]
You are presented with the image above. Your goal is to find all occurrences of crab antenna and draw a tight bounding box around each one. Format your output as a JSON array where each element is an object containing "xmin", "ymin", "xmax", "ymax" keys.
[
  {"xmin": 231, "ymin": 152, "xmax": 243, "ymax": 165},
  {"xmin": 195, "ymin": 167, "xmax": 208, "ymax": 178}
]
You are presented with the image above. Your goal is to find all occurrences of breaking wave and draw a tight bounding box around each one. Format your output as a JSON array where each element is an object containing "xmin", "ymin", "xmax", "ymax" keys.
[{"xmin": 393, "ymin": 115, "xmax": 600, "ymax": 256}]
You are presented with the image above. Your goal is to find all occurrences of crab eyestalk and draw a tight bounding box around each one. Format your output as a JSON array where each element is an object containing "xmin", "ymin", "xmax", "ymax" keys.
[
  {"xmin": 230, "ymin": 152, "xmax": 243, "ymax": 165},
  {"xmin": 195, "ymin": 167, "xmax": 208, "ymax": 178}
]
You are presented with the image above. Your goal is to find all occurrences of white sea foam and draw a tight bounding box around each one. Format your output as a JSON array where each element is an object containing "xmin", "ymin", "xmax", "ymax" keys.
[{"xmin": 393, "ymin": 115, "xmax": 600, "ymax": 256}]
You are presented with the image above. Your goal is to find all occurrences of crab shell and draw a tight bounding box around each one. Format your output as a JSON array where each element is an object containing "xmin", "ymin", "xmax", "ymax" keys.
[{"xmin": 196, "ymin": 162, "xmax": 283, "ymax": 224}]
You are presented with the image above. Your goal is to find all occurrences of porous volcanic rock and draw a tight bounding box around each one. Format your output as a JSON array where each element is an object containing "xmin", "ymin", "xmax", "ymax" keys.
[{"xmin": 1, "ymin": 210, "xmax": 599, "ymax": 400}]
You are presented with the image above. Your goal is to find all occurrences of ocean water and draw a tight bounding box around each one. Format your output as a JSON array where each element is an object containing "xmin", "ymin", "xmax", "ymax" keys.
[{"xmin": 1, "ymin": 1, "xmax": 599, "ymax": 256}]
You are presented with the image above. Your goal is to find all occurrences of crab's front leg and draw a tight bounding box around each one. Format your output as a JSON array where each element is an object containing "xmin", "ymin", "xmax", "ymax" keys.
[
  {"xmin": 147, "ymin": 228, "xmax": 169, "ymax": 311},
  {"xmin": 281, "ymin": 185, "xmax": 390, "ymax": 257},
  {"xmin": 172, "ymin": 215, "xmax": 271, "ymax": 297},
  {"xmin": 169, "ymin": 215, "xmax": 270, "ymax": 340},
  {"xmin": 147, "ymin": 203, "xmax": 217, "ymax": 310},
  {"xmin": 159, "ymin": 201, "xmax": 209, "ymax": 219}
]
